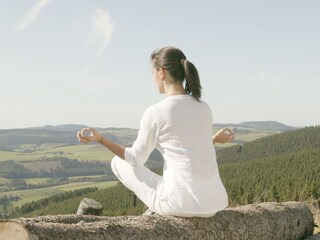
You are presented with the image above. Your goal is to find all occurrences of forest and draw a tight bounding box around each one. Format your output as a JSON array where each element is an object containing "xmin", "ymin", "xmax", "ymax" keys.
[
  {"xmin": 7, "ymin": 125, "xmax": 320, "ymax": 218},
  {"xmin": 217, "ymin": 125, "xmax": 320, "ymax": 205},
  {"xmin": 0, "ymin": 158, "xmax": 114, "ymax": 180}
]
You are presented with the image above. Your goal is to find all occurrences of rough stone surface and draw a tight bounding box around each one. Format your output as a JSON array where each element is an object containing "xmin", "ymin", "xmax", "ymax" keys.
[
  {"xmin": 0, "ymin": 201, "xmax": 315, "ymax": 240},
  {"xmin": 305, "ymin": 200, "xmax": 320, "ymax": 234},
  {"xmin": 305, "ymin": 233, "xmax": 320, "ymax": 240}
]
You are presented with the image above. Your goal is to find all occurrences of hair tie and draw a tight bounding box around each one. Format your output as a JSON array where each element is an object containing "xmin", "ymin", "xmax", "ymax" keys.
[{"xmin": 181, "ymin": 59, "xmax": 186, "ymax": 64}]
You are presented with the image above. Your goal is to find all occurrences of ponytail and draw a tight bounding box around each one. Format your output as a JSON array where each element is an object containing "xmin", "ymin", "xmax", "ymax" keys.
[
  {"xmin": 181, "ymin": 59, "xmax": 202, "ymax": 101},
  {"xmin": 151, "ymin": 46, "xmax": 202, "ymax": 101}
]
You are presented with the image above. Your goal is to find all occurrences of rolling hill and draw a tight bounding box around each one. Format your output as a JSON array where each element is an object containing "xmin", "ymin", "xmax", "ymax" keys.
[
  {"xmin": 0, "ymin": 121, "xmax": 295, "ymax": 148},
  {"xmin": 0, "ymin": 126, "xmax": 137, "ymax": 151},
  {"xmin": 213, "ymin": 121, "xmax": 296, "ymax": 131}
]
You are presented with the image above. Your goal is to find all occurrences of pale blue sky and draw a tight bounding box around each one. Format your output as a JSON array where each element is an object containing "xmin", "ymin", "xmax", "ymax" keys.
[{"xmin": 1, "ymin": 0, "xmax": 319, "ymax": 129}]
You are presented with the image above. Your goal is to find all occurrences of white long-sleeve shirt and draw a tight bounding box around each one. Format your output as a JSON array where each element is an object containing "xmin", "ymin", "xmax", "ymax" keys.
[{"xmin": 125, "ymin": 94, "xmax": 228, "ymax": 216}]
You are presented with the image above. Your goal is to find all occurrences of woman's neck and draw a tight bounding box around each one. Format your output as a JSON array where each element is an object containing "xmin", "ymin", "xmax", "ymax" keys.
[{"xmin": 164, "ymin": 81, "xmax": 186, "ymax": 96}]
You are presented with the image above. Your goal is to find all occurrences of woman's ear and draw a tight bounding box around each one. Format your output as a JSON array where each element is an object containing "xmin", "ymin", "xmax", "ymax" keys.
[{"xmin": 159, "ymin": 68, "xmax": 166, "ymax": 80}]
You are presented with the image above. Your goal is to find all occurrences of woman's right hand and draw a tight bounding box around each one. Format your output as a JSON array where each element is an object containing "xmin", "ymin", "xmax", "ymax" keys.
[
  {"xmin": 212, "ymin": 128, "xmax": 234, "ymax": 144},
  {"xmin": 77, "ymin": 128, "xmax": 103, "ymax": 143}
]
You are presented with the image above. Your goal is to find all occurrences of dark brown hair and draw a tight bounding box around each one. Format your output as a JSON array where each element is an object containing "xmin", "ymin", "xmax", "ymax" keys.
[{"xmin": 150, "ymin": 46, "xmax": 202, "ymax": 101}]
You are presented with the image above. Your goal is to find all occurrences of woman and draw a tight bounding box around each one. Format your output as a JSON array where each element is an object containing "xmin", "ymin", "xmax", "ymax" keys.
[{"xmin": 77, "ymin": 46, "xmax": 234, "ymax": 217}]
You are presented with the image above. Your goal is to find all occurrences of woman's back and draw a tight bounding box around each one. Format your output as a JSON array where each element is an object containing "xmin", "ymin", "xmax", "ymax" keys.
[
  {"xmin": 152, "ymin": 94, "xmax": 228, "ymax": 216},
  {"xmin": 155, "ymin": 94, "xmax": 217, "ymax": 175}
]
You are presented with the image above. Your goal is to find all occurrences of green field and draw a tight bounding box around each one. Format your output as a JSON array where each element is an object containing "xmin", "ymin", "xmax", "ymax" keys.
[
  {"xmin": 25, "ymin": 178, "xmax": 51, "ymax": 185},
  {"xmin": 24, "ymin": 175, "xmax": 107, "ymax": 185},
  {"xmin": 0, "ymin": 177, "xmax": 9, "ymax": 185},
  {"xmin": 101, "ymin": 128, "xmax": 137, "ymax": 137},
  {"xmin": 68, "ymin": 175, "xmax": 107, "ymax": 180},
  {"xmin": 0, "ymin": 144, "xmax": 115, "ymax": 162},
  {"xmin": 0, "ymin": 181, "xmax": 118, "ymax": 208}
]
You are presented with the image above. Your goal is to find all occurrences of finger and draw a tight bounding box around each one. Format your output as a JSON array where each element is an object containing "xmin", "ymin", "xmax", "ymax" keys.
[
  {"xmin": 225, "ymin": 128, "xmax": 235, "ymax": 136},
  {"xmin": 80, "ymin": 128, "xmax": 86, "ymax": 137},
  {"xmin": 81, "ymin": 128, "xmax": 90, "ymax": 138},
  {"xmin": 225, "ymin": 128, "xmax": 232, "ymax": 133},
  {"xmin": 79, "ymin": 138, "xmax": 89, "ymax": 143},
  {"xmin": 227, "ymin": 131, "xmax": 234, "ymax": 138},
  {"xmin": 77, "ymin": 131, "xmax": 83, "ymax": 141},
  {"xmin": 78, "ymin": 130, "xmax": 87, "ymax": 139},
  {"xmin": 88, "ymin": 128, "xmax": 96, "ymax": 137},
  {"xmin": 77, "ymin": 130, "xmax": 84, "ymax": 137},
  {"xmin": 230, "ymin": 130, "xmax": 235, "ymax": 138},
  {"xmin": 223, "ymin": 128, "xmax": 232, "ymax": 135},
  {"xmin": 229, "ymin": 133, "xmax": 235, "ymax": 141},
  {"xmin": 82, "ymin": 128, "xmax": 94, "ymax": 137},
  {"xmin": 223, "ymin": 129, "xmax": 234, "ymax": 141},
  {"xmin": 78, "ymin": 129, "xmax": 92, "ymax": 144},
  {"xmin": 79, "ymin": 129, "xmax": 91, "ymax": 142}
]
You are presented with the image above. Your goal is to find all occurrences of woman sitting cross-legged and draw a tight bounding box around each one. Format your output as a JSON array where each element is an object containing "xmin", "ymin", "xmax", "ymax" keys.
[{"xmin": 77, "ymin": 46, "xmax": 234, "ymax": 217}]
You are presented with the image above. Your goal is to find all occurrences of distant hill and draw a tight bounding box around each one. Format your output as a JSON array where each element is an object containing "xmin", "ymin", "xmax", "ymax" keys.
[
  {"xmin": 27, "ymin": 124, "xmax": 134, "ymax": 132},
  {"xmin": 28, "ymin": 124, "xmax": 92, "ymax": 132},
  {"xmin": 214, "ymin": 121, "xmax": 296, "ymax": 131},
  {"xmin": 0, "ymin": 121, "xmax": 295, "ymax": 148},
  {"xmin": 0, "ymin": 125, "xmax": 138, "ymax": 150}
]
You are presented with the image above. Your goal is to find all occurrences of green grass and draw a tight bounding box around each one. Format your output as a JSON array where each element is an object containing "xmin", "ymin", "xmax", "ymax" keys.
[
  {"xmin": 57, "ymin": 144, "xmax": 114, "ymax": 161},
  {"xmin": 0, "ymin": 151, "xmax": 30, "ymax": 161},
  {"xmin": 22, "ymin": 160, "xmax": 62, "ymax": 172},
  {"xmin": 0, "ymin": 181, "xmax": 118, "ymax": 208},
  {"xmin": 25, "ymin": 175, "xmax": 107, "ymax": 185},
  {"xmin": 24, "ymin": 178, "xmax": 51, "ymax": 185},
  {"xmin": 235, "ymin": 131, "xmax": 280, "ymax": 142},
  {"xmin": 0, "ymin": 144, "xmax": 115, "ymax": 162},
  {"xmin": 101, "ymin": 128, "xmax": 137, "ymax": 136},
  {"xmin": 69, "ymin": 175, "xmax": 106, "ymax": 180},
  {"xmin": 0, "ymin": 177, "xmax": 9, "ymax": 185},
  {"xmin": 49, "ymin": 181, "xmax": 117, "ymax": 191},
  {"xmin": 1, "ymin": 188, "xmax": 65, "ymax": 207}
]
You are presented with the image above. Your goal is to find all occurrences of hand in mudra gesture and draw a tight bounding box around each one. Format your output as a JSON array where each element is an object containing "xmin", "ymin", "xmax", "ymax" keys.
[
  {"xmin": 77, "ymin": 128, "xmax": 102, "ymax": 143},
  {"xmin": 213, "ymin": 128, "xmax": 234, "ymax": 144}
]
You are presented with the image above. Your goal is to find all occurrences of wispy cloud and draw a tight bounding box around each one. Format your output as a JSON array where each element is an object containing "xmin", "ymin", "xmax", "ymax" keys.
[
  {"xmin": 271, "ymin": 70, "xmax": 288, "ymax": 88},
  {"xmin": 91, "ymin": 9, "xmax": 115, "ymax": 54},
  {"xmin": 257, "ymin": 71, "xmax": 267, "ymax": 82},
  {"xmin": 246, "ymin": 70, "xmax": 289, "ymax": 91},
  {"xmin": 16, "ymin": 0, "xmax": 52, "ymax": 31},
  {"xmin": 245, "ymin": 71, "xmax": 266, "ymax": 85},
  {"xmin": 78, "ymin": 67, "xmax": 116, "ymax": 89}
]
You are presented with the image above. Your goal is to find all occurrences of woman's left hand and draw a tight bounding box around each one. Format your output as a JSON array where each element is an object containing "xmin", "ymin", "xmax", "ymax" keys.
[
  {"xmin": 212, "ymin": 128, "xmax": 235, "ymax": 144},
  {"xmin": 77, "ymin": 128, "xmax": 102, "ymax": 143}
]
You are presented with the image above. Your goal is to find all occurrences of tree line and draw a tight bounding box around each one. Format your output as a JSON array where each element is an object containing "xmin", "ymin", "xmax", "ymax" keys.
[{"xmin": 0, "ymin": 158, "xmax": 114, "ymax": 179}]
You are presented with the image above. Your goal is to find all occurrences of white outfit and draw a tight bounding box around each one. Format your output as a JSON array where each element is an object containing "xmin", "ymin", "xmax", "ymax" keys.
[{"xmin": 111, "ymin": 94, "xmax": 228, "ymax": 217}]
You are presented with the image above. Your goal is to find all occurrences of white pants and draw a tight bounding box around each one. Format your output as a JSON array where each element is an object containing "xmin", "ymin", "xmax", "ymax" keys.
[
  {"xmin": 111, "ymin": 156, "xmax": 227, "ymax": 217},
  {"xmin": 111, "ymin": 156, "xmax": 172, "ymax": 215}
]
